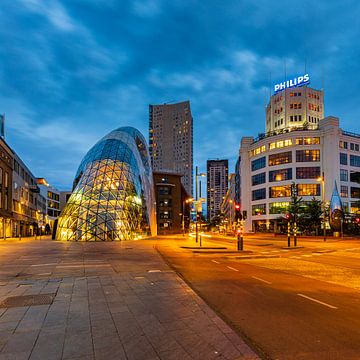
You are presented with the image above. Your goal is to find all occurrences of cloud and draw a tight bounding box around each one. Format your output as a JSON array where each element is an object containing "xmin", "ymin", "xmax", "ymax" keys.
[{"xmin": 20, "ymin": 0, "xmax": 76, "ymax": 31}]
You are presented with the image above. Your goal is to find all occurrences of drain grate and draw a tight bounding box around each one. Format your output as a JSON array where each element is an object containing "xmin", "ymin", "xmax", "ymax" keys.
[{"xmin": 0, "ymin": 293, "xmax": 55, "ymax": 308}]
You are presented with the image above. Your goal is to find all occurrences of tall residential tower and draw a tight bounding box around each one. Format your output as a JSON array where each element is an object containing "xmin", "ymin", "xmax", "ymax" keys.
[{"xmin": 149, "ymin": 101, "xmax": 193, "ymax": 196}]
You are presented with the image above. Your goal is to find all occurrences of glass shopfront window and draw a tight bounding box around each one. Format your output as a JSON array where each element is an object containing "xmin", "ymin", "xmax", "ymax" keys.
[{"xmin": 269, "ymin": 151, "xmax": 292, "ymax": 166}]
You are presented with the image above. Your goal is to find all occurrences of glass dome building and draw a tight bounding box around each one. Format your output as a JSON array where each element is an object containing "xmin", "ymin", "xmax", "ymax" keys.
[{"xmin": 56, "ymin": 127, "xmax": 157, "ymax": 241}]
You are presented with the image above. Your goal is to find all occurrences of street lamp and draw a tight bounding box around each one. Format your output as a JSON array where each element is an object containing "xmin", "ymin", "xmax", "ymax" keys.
[
  {"xmin": 195, "ymin": 166, "xmax": 206, "ymax": 244},
  {"xmin": 317, "ymin": 172, "xmax": 326, "ymax": 241},
  {"xmin": 182, "ymin": 198, "xmax": 193, "ymax": 236}
]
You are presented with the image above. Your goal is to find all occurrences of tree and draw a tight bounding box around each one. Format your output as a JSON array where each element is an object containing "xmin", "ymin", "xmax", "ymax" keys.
[{"xmin": 301, "ymin": 197, "xmax": 323, "ymax": 235}]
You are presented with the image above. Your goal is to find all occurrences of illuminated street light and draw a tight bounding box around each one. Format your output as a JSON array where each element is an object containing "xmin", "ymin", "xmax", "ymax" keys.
[{"xmin": 195, "ymin": 166, "xmax": 206, "ymax": 244}]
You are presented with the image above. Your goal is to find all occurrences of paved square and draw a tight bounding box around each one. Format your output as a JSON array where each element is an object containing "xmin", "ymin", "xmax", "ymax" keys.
[{"xmin": 0, "ymin": 237, "xmax": 258, "ymax": 360}]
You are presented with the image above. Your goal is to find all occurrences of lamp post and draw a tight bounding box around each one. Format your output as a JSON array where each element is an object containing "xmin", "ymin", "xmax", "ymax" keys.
[
  {"xmin": 317, "ymin": 172, "xmax": 326, "ymax": 241},
  {"xmin": 195, "ymin": 166, "xmax": 206, "ymax": 244}
]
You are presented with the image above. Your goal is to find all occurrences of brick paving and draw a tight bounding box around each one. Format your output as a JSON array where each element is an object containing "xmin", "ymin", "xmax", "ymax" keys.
[{"xmin": 0, "ymin": 237, "xmax": 259, "ymax": 360}]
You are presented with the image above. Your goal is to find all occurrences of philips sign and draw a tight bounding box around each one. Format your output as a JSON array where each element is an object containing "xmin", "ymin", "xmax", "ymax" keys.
[{"xmin": 274, "ymin": 74, "xmax": 310, "ymax": 93}]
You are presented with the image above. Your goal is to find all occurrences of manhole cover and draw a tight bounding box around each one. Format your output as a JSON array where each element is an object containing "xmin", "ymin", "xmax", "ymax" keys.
[{"xmin": 0, "ymin": 293, "xmax": 55, "ymax": 308}]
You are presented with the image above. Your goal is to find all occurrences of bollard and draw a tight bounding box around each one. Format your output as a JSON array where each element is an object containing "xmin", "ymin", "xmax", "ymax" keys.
[
  {"xmin": 287, "ymin": 222, "xmax": 291, "ymax": 248},
  {"xmin": 293, "ymin": 222, "xmax": 297, "ymax": 247}
]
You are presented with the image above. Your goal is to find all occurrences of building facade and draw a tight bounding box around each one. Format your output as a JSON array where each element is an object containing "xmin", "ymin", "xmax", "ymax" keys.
[
  {"xmin": 12, "ymin": 153, "xmax": 47, "ymax": 237},
  {"xmin": 266, "ymin": 86, "xmax": 324, "ymax": 133},
  {"xmin": 239, "ymin": 116, "xmax": 360, "ymax": 232},
  {"xmin": 0, "ymin": 138, "xmax": 13, "ymax": 239},
  {"xmin": 56, "ymin": 127, "xmax": 157, "ymax": 241},
  {"xmin": 153, "ymin": 171, "xmax": 190, "ymax": 234},
  {"xmin": 207, "ymin": 159, "xmax": 228, "ymax": 221},
  {"xmin": 37, "ymin": 178, "xmax": 60, "ymax": 233},
  {"xmin": 149, "ymin": 101, "xmax": 193, "ymax": 196}
]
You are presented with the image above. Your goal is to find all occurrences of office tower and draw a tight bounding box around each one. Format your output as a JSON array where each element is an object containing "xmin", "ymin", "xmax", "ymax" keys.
[
  {"xmin": 207, "ymin": 159, "xmax": 228, "ymax": 221},
  {"xmin": 149, "ymin": 101, "xmax": 193, "ymax": 196},
  {"xmin": 266, "ymin": 86, "xmax": 324, "ymax": 133}
]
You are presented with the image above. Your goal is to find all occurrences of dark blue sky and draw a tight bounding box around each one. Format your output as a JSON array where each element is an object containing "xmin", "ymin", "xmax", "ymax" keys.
[{"xmin": 1, "ymin": 0, "xmax": 360, "ymax": 190}]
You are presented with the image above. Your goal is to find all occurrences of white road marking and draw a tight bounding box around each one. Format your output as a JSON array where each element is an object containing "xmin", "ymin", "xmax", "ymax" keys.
[
  {"xmin": 211, "ymin": 260, "xmax": 220, "ymax": 264},
  {"xmin": 252, "ymin": 276, "xmax": 272, "ymax": 284},
  {"xmin": 148, "ymin": 270, "xmax": 161, "ymax": 273},
  {"xmin": 290, "ymin": 256, "xmax": 301, "ymax": 259},
  {"xmin": 270, "ymin": 250, "xmax": 280, "ymax": 253},
  {"xmin": 31, "ymin": 263, "xmax": 58, "ymax": 267},
  {"xmin": 313, "ymin": 253, "xmax": 322, "ymax": 256},
  {"xmin": 301, "ymin": 254, "xmax": 313, "ymax": 257},
  {"xmin": 260, "ymin": 251, "xmax": 269, "ymax": 254},
  {"xmin": 345, "ymin": 248, "xmax": 360, "ymax": 251},
  {"xmin": 227, "ymin": 266, "xmax": 239, "ymax": 272},
  {"xmin": 297, "ymin": 293, "xmax": 338, "ymax": 309}
]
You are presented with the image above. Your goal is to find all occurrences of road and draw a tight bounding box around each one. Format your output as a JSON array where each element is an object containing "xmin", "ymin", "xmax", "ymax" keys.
[{"xmin": 155, "ymin": 234, "xmax": 360, "ymax": 360}]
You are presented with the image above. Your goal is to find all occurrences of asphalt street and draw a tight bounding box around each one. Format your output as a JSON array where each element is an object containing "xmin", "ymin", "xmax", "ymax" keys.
[{"xmin": 155, "ymin": 234, "xmax": 360, "ymax": 360}]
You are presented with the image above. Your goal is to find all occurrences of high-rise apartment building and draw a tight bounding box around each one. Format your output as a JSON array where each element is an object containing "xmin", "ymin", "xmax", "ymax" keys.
[
  {"xmin": 149, "ymin": 101, "xmax": 193, "ymax": 196},
  {"xmin": 207, "ymin": 159, "xmax": 228, "ymax": 221}
]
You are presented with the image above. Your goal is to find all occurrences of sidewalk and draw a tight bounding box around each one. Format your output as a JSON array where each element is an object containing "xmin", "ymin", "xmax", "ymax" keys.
[{"xmin": 0, "ymin": 238, "xmax": 259, "ymax": 360}]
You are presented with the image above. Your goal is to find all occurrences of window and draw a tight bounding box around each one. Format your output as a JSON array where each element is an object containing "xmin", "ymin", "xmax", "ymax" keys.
[
  {"xmin": 297, "ymin": 184, "xmax": 320, "ymax": 196},
  {"xmin": 350, "ymin": 172, "xmax": 360, "ymax": 184},
  {"xmin": 269, "ymin": 202, "xmax": 290, "ymax": 214},
  {"xmin": 269, "ymin": 168, "xmax": 292, "ymax": 182},
  {"xmin": 350, "ymin": 155, "xmax": 360, "ymax": 167},
  {"xmin": 340, "ymin": 169, "xmax": 349, "ymax": 181},
  {"xmin": 252, "ymin": 188, "xmax": 266, "ymax": 201},
  {"xmin": 269, "ymin": 186, "xmax": 291, "ymax": 198},
  {"xmin": 296, "ymin": 150, "xmax": 320, "ymax": 162},
  {"xmin": 356, "ymin": 144, "xmax": 360, "ymax": 151},
  {"xmin": 296, "ymin": 167, "xmax": 321, "ymax": 179},
  {"xmin": 350, "ymin": 202, "xmax": 360, "ymax": 214},
  {"xmin": 340, "ymin": 153, "xmax": 348, "ymax": 165},
  {"xmin": 252, "ymin": 172, "xmax": 266, "ymax": 186},
  {"xmin": 269, "ymin": 151, "xmax": 292, "ymax": 166},
  {"xmin": 296, "ymin": 137, "xmax": 320, "ymax": 145},
  {"xmin": 350, "ymin": 143, "xmax": 355, "ymax": 151},
  {"xmin": 252, "ymin": 204, "xmax": 266, "ymax": 215},
  {"xmin": 350, "ymin": 187, "xmax": 360, "ymax": 198},
  {"xmin": 269, "ymin": 140, "xmax": 292, "ymax": 150},
  {"xmin": 158, "ymin": 186, "xmax": 171, "ymax": 195},
  {"xmin": 251, "ymin": 145, "xmax": 266, "ymax": 156},
  {"xmin": 340, "ymin": 186, "xmax": 348, "ymax": 198},
  {"xmin": 251, "ymin": 157, "xmax": 266, "ymax": 171}
]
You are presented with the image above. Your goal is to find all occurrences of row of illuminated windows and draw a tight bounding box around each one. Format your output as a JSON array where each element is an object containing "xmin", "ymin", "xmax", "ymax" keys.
[
  {"xmin": 252, "ymin": 184, "xmax": 321, "ymax": 201},
  {"xmin": 339, "ymin": 141, "xmax": 360, "ymax": 151},
  {"xmin": 252, "ymin": 201, "xmax": 315, "ymax": 215},
  {"xmin": 340, "ymin": 153, "xmax": 360, "ymax": 167},
  {"xmin": 252, "ymin": 201, "xmax": 360, "ymax": 216},
  {"xmin": 340, "ymin": 186, "xmax": 360, "ymax": 198},
  {"xmin": 252, "ymin": 150, "xmax": 320, "ymax": 170},
  {"xmin": 309, "ymin": 103, "xmax": 321, "ymax": 112},
  {"xmin": 252, "ymin": 167, "xmax": 321, "ymax": 185},
  {"xmin": 251, "ymin": 137, "xmax": 320, "ymax": 157},
  {"xmin": 290, "ymin": 103, "xmax": 301, "ymax": 109}
]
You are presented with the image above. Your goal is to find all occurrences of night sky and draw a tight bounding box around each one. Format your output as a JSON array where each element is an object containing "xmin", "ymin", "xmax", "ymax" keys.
[{"xmin": 1, "ymin": 0, "xmax": 360, "ymax": 190}]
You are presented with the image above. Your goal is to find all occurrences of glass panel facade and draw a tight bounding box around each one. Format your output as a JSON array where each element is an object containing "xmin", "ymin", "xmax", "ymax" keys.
[
  {"xmin": 56, "ymin": 127, "xmax": 156, "ymax": 241},
  {"xmin": 296, "ymin": 166, "xmax": 321, "ymax": 179},
  {"xmin": 297, "ymin": 184, "xmax": 320, "ymax": 196},
  {"xmin": 269, "ymin": 186, "xmax": 291, "ymax": 198},
  {"xmin": 269, "ymin": 202, "xmax": 290, "ymax": 214},
  {"xmin": 252, "ymin": 172, "xmax": 266, "ymax": 186},
  {"xmin": 252, "ymin": 204, "xmax": 266, "ymax": 215},
  {"xmin": 268, "ymin": 151, "xmax": 292, "ymax": 166},
  {"xmin": 269, "ymin": 168, "xmax": 292, "ymax": 182},
  {"xmin": 340, "ymin": 169, "xmax": 348, "ymax": 181},
  {"xmin": 351, "ymin": 187, "xmax": 360, "ymax": 198},
  {"xmin": 350, "ymin": 154, "xmax": 360, "ymax": 167},
  {"xmin": 251, "ymin": 157, "xmax": 266, "ymax": 171},
  {"xmin": 340, "ymin": 153, "xmax": 348, "ymax": 165},
  {"xmin": 296, "ymin": 150, "xmax": 320, "ymax": 162},
  {"xmin": 252, "ymin": 188, "xmax": 266, "ymax": 201},
  {"xmin": 340, "ymin": 185, "xmax": 348, "ymax": 198}
]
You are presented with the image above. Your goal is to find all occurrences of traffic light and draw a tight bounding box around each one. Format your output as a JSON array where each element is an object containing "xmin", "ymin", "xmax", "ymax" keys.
[
  {"xmin": 235, "ymin": 204, "xmax": 242, "ymax": 221},
  {"xmin": 242, "ymin": 210, "xmax": 247, "ymax": 220}
]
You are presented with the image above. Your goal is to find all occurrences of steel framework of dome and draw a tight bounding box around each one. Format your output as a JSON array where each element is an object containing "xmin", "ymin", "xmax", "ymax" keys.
[{"xmin": 56, "ymin": 127, "xmax": 157, "ymax": 241}]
